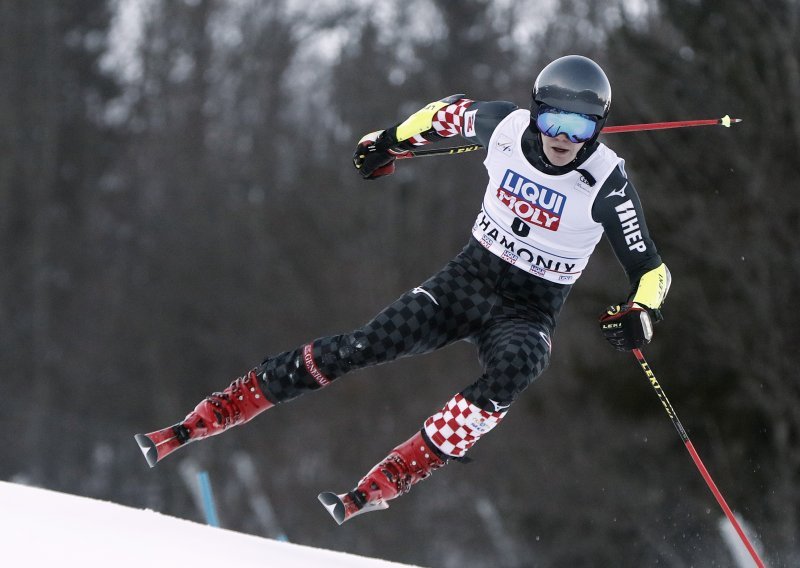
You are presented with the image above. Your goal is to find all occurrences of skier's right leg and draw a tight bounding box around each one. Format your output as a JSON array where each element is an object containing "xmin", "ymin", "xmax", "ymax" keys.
[
  {"xmin": 177, "ymin": 337, "xmax": 356, "ymax": 444},
  {"xmin": 136, "ymin": 241, "xmax": 495, "ymax": 465},
  {"xmin": 171, "ymin": 334, "xmax": 379, "ymax": 447},
  {"xmin": 175, "ymin": 253, "xmax": 493, "ymax": 444}
]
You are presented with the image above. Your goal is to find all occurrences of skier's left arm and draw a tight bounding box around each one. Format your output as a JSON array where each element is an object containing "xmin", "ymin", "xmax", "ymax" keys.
[
  {"xmin": 353, "ymin": 95, "xmax": 516, "ymax": 180},
  {"xmin": 592, "ymin": 166, "xmax": 672, "ymax": 351}
]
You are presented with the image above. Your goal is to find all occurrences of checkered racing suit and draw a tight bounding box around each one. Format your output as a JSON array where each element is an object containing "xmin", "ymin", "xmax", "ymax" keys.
[{"xmin": 258, "ymin": 237, "xmax": 569, "ymax": 458}]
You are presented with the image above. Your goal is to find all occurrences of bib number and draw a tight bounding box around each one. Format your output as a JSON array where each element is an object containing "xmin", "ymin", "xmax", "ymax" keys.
[{"xmin": 511, "ymin": 217, "xmax": 530, "ymax": 237}]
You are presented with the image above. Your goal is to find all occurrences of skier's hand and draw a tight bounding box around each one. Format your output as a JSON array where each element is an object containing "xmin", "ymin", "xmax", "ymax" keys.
[
  {"xmin": 599, "ymin": 301, "xmax": 659, "ymax": 351},
  {"xmin": 353, "ymin": 130, "xmax": 410, "ymax": 180}
]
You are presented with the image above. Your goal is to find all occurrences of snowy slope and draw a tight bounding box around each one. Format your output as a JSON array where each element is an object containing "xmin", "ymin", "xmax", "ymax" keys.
[{"xmin": 0, "ymin": 481, "xmax": 425, "ymax": 568}]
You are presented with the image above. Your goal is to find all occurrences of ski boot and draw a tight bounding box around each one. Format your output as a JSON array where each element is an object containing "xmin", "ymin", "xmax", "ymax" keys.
[
  {"xmin": 135, "ymin": 369, "xmax": 274, "ymax": 467},
  {"xmin": 318, "ymin": 430, "xmax": 447, "ymax": 524}
]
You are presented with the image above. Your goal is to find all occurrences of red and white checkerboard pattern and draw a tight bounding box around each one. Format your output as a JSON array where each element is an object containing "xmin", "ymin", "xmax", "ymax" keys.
[
  {"xmin": 407, "ymin": 98, "xmax": 474, "ymax": 146},
  {"xmin": 424, "ymin": 393, "xmax": 506, "ymax": 458},
  {"xmin": 432, "ymin": 98, "xmax": 474, "ymax": 138}
]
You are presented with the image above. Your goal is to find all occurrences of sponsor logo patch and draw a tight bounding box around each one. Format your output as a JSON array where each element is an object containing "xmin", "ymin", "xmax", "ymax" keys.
[
  {"xmin": 496, "ymin": 134, "xmax": 513, "ymax": 155},
  {"xmin": 465, "ymin": 412, "xmax": 496, "ymax": 435},
  {"xmin": 539, "ymin": 331, "xmax": 552, "ymax": 352},
  {"xmin": 605, "ymin": 183, "xmax": 627, "ymax": 199},
  {"xmin": 303, "ymin": 344, "xmax": 331, "ymax": 387},
  {"xmin": 614, "ymin": 199, "xmax": 646, "ymax": 252},
  {"xmin": 496, "ymin": 169, "xmax": 566, "ymax": 231},
  {"xmin": 501, "ymin": 249, "xmax": 519, "ymax": 265},
  {"xmin": 464, "ymin": 109, "xmax": 477, "ymax": 137},
  {"xmin": 412, "ymin": 286, "xmax": 439, "ymax": 306}
]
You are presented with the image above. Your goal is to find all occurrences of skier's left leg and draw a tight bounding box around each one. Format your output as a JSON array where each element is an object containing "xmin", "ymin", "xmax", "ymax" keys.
[{"xmin": 327, "ymin": 318, "xmax": 553, "ymax": 522}]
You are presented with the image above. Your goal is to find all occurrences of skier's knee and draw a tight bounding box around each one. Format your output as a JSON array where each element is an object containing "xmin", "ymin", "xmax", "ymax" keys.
[
  {"xmin": 312, "ymin": 332, "xmax": 369, "ymax": 377},
  {"xmin": 458, "ymin": 373, "xmax": 528, "ymax": 413},
  {"xmin": 258, "ymin": 348, "xmax": 312, "ymax": 403},
  {"xmin": 322, "ymin": 332, "xmax": 369, "ymax": 373},
  {"xmin": 258, "ymin": 333, "xmax": 371, "ymax": 404}
]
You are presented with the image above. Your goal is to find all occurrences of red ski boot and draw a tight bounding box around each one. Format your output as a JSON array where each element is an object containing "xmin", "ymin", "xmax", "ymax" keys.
[
  {"xmin": 318, "ymin": 431, "xmax": 447, "ymax": 524},
  {"xmin": 183, "ymin": 370, "xmax": 274, "ymax": 439},
  {"xmin": 135, "ymin": 369, "xmax": 274, "ymax": 467}
]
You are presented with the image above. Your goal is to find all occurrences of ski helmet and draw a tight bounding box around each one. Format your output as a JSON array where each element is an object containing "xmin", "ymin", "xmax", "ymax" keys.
[{"xmin": 531, "ymin": 55, "xmax": 611, "ymax": 132}]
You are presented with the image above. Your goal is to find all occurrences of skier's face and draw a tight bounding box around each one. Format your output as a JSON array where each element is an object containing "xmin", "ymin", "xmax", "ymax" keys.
[{"xmin": 540, "ymin": 133, "xmax": 585, "ymax": 166}]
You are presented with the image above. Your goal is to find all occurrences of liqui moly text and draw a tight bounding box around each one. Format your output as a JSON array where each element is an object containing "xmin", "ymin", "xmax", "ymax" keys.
[{"xmin": 496, "ymin": 169, "xmax": 566, "ymax": 231}]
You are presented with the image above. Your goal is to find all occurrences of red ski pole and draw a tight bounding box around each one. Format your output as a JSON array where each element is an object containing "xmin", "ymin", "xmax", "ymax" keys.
[
  {"xmin": 400, "ymin": 115, "xmax": 741, "ymax": 158},
  {"xmin": 631, "ymin": 348, "xmax": 766, "ymax": 568},
  {"xmin": 602, "ymin": 115, "xmax": 741, "ymax": 133}
]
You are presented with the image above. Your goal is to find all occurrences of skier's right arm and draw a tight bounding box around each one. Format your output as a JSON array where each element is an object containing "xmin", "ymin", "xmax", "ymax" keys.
[{"xmin": 353, "ymin": 96, "xmax": 517, "ymax": 180}]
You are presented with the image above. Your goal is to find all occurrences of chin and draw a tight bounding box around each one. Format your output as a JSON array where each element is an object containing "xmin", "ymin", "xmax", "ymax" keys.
[
  {"xmin": 548, "ymin": 156, "xmax": 573, "ymax": 166},
  {"xmin": 544, "ymin": 150, "xmax": 572, "ymax": 166}
]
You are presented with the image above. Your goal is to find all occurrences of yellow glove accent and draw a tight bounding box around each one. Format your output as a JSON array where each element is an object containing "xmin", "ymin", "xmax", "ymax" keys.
[
  {"xmin": 631, "ymin": 263, "xmax": 671, "ymax": 310},
  {"xmin": 395, "ymin": 98, "xmax": 452, "ymax": 142}
]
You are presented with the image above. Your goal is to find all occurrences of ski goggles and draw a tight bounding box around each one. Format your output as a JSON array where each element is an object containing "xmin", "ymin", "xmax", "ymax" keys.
[{"xmin": 535, "ymin": 106, "xmax": 599, "ymax": 142}]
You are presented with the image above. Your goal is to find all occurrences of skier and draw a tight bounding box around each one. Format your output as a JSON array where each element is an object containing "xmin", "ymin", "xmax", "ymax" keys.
[{"xmin": 136, "ymin": 55, "xmax": 671, "ymax": 524}]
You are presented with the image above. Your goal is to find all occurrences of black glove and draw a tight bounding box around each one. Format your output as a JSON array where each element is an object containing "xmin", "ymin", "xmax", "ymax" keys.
[
  {"xmin": 599, "ymin": 302, "xmax": 657, "ymax": 351},
  {"xmin": 352, "ymin": 129, "xmax": 409, "ymax": 180}
]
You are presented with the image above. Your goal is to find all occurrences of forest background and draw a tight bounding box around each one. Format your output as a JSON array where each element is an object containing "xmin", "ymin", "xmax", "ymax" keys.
[{"xmin": 1, "ymin": 0, "xmax": 798, "ymax": 566}]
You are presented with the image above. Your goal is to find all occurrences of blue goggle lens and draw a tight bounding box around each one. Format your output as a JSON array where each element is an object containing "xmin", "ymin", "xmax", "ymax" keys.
[{"xmin": 536, "ymin": 107, "xmax": 598, "ymax": 142}]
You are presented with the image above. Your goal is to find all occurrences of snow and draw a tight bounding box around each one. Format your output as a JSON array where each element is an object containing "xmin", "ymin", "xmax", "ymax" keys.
[{"xmin": 0, "ymin": 481, "xmax": 425, "ymax": 568}]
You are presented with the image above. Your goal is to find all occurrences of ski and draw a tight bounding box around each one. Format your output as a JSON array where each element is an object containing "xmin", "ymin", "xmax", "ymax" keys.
[
  {"xmin": 317, "ymin": 491, "xmax": 389, "ymax": 525},
  {"xmin": 134, "ymin": 424, "xmax": 192, "ymax": 467}
]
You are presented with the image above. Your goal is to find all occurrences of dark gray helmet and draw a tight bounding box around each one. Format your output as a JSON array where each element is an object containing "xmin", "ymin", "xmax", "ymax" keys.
[{"xmin": 532, "ymin": 55, "xmax": 611, "ymax": 119}]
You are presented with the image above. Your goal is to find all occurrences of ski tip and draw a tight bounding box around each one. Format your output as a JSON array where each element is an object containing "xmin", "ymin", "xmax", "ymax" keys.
[
  {"xmin": 318, "ymin": 491, "xmax": 390, "ymax": 524},
  {"xmin": 134, "ymin": 433, "xmax": 159, "ymax": 468},
  {"xmin": 318, "ymin": 492, "xmax": 346, "ymax": 525}
]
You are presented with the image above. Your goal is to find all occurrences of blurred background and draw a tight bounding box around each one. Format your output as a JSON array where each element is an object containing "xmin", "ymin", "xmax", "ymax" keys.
[{"xmin": 1, "ymin": 0, "xmax": 798, "ymax": 566}]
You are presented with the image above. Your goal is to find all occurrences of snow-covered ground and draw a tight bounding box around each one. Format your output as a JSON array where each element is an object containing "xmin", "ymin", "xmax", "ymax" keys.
[{"xmin": 0, "ymin": 481, "xmax": 425, "ymax": 568}]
